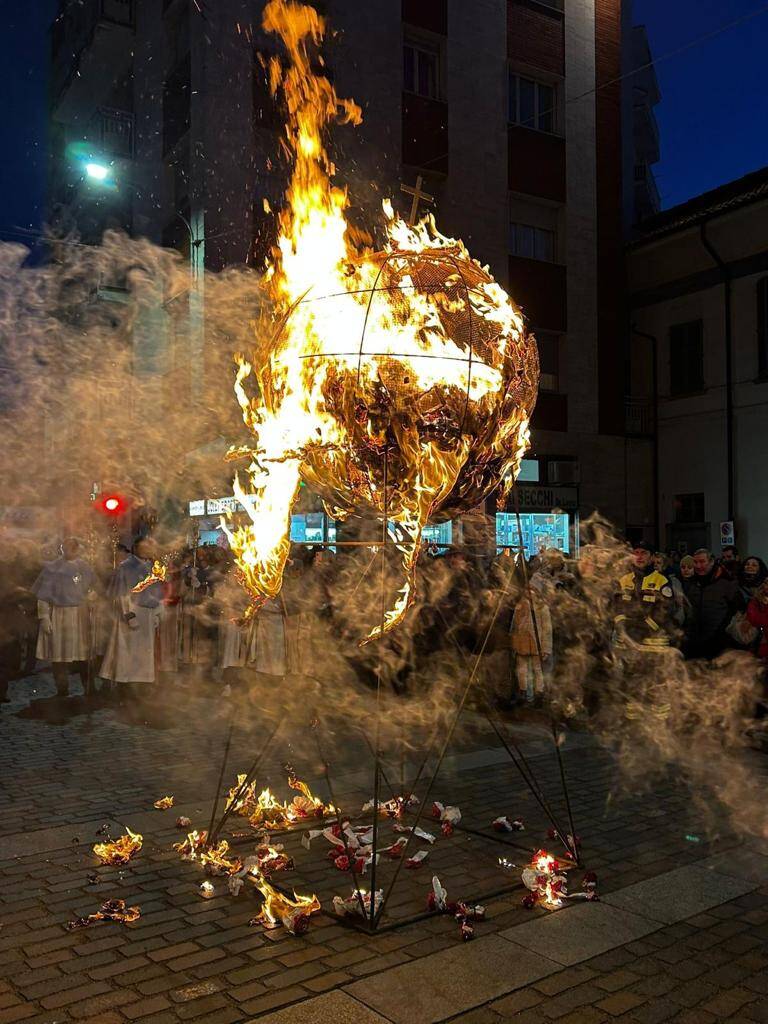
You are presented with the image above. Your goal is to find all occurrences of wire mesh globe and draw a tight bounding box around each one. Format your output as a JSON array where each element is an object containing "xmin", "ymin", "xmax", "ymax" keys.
[{"xmin": 288, "ymin": 245, "xmax": 540, "ymax": 524}]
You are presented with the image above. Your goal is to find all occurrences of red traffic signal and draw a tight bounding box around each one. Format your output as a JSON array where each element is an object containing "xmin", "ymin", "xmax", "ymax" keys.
[{"xmin": 95, "ymin": 494, "xmax": 130, "ymax": 516}]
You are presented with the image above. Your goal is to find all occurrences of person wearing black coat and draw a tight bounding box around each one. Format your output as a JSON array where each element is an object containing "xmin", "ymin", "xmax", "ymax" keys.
[{"xmin": 682, "ymin": 549, "xmax": 743, "ymax": 660}]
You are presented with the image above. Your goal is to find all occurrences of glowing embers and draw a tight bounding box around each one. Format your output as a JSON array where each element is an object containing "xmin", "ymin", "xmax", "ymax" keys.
[
  {"xmin": 521, "ymin": 849, "xmax": 575, "ymax": 910},
  {"xmin": 132, "ymin": 559, "xmax": 167, "ymax": 594},
  {"xmin": 249, "ymin": 875, "xmax": 321, "ymax": 936},
  {"xmin": 93, "ymin": 828, "xmax": 143, "ymax": 865},
  {"xmin": 225, "ymin": 771, "xmax": 334, "ymax": 830},
  {"xmin": 66, "ymin": 898, "xmax": 141, "ymax": 931},
  {"xmin": 224, "ymin": 0, "xmax": 539, "ymax": 643}
]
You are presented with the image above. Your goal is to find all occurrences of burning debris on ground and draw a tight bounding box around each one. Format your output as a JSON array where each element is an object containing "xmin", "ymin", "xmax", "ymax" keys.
[
  {"xmin": 92, "ymin": 828, "xmax": 143, "ymax": 866},
  {"xmin": 66, "ymin": 899, "xmax": 141, "ymax": 931}
]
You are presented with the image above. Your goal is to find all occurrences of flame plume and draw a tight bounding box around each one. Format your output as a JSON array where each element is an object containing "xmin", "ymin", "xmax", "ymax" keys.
[{"xmin": 225, "ymin": 0, "xmax": 538, "ymax": 641}]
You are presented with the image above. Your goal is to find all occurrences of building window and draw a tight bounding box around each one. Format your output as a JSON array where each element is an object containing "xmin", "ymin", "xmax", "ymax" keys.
[
  {"xmin": 674, "ymin": 493, "xmax": 704, "ymax": 524},
  {"xmin": 536, "ymin": 331, "xmax": 560, "ymax": 391},
  {"xmin": 509, "ymin": 221, "xmax": 555, "ymax": 262},
  {"xmin": 509, "ymin": 73, "xmax": 555, "ymax": 133},
  {"xmin": 758, "ymin": 278, "xmax": 768, "ymax": 377},
  {"xmin": 163, "ymin": 53, "xmax": 191, "ymax": 155},
  {"xmin": 403, "ymin": 38, "xmax": 440, "ymax": 99},
  {"xmin": 669, "ymin": 320, "xmax": 704, "ymax": 396}
]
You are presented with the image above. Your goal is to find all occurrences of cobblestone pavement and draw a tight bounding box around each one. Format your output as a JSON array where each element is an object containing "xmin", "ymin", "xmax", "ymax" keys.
[{"xmin": 1, "ymin": 670, "xmax": 767, "ymax": 1024}]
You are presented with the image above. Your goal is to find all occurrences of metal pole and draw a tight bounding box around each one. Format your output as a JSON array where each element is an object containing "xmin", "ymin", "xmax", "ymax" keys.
[
  {"xmin": 368, "ymin": 446, "xmax": 388, "ymax": 927},
  {"xmin": 511, "ymin": 482, "xmax": 579, "ymax": 862},
  {"xmin": 206, "ymin": 720, "xmax": 234, "ymax": 848}
]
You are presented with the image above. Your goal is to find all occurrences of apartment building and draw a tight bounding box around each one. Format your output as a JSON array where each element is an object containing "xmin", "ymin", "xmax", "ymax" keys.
[
  {"xmin": 49, "ymin": 0, "xmax": 634, "ymax": 551},
  {"xmin": 629, "ymin": 166, "xmax": 768, "ymax": 556}
]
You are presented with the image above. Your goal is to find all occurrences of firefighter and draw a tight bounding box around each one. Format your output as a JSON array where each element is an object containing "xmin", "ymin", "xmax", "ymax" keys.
[{"xmin": 614, "ymin": 540, "xmax": 676, "ymax": 651}]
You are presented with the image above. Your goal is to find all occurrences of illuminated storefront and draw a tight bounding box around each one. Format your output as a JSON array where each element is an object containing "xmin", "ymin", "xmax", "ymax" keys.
[{"xmin": 496, "ymin": 481, "xmax": 579, "ymax": 559}]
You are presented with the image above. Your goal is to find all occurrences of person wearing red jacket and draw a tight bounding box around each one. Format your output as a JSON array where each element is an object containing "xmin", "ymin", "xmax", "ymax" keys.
[
  {"xmin": 746, "ymin": 580, "xmax": 768, "ymax": 660},
  {"xmin": 746, "ymin": 580, "xmax": 768, "ymax": 719}
]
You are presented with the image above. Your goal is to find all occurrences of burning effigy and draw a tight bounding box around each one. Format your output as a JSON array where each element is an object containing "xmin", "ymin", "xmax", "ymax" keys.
[{"xmin": 224, "ymin": 0, "xmax": 539, "ymax": 642}]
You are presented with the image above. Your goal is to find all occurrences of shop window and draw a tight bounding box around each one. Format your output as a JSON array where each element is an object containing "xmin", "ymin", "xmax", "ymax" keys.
[
  {"xmin": 496, "ymin": 512, "xmax": 570, "ymax": 558},
  {"xmin": 669, "ymin": 320, "xmax": 703, "ymax": 396},
  {"xmin": 518, "ymin": 459, "xmax": 540, "ymax": 482},
  {"xmin": 290, "ymin": 512, "xmax": 335, "ymax": 545}
]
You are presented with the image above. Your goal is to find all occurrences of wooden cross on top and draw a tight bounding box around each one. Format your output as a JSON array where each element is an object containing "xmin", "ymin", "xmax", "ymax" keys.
[{"xmin": 400, "ymin": 175, "xmax": 434, "ymax": 226}]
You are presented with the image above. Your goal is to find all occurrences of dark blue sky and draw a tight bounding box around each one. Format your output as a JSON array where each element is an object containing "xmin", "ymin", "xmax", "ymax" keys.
[
  {"xmin": 635, "ymin": 0, "xmax": 768, "ymax": 207},
  {"xmin": 0, "ymin": 1, "xmax": 57, "ymax": 246},
  {"xmin": 0, "ymin": 0, "xmax": 767, "ymax": 239}
]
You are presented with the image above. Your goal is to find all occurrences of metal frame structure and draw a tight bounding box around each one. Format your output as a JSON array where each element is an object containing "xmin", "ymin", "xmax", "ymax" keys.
[
  {"xmin": 204, "ymin": 260, "xmax": 576, "ymax": 931},
  {"xmin": 203, "ymin": 479, "xmax": 579, "ymax": 933}
]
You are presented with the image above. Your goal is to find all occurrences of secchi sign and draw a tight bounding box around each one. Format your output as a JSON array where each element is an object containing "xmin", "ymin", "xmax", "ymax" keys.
[{"xmin": 515, "ymin": 485, "xmax": 579, "ymax": 511}]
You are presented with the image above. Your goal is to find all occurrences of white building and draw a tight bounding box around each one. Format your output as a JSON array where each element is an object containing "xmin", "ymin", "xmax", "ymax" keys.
[{"xmin": 628, "ymin": 166, "xmax": 768, "ymax": 556}]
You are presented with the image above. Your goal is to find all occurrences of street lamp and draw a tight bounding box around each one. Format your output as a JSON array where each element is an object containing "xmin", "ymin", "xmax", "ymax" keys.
[{"xmin": 85, "ymin": 161, "xmax": 110, "ymax": 182}]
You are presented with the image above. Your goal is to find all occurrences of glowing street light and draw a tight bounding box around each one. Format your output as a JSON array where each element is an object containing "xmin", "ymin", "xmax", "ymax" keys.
[{"xmin": 85, "ymin": 162, "xmax": 110, "ymax": 182}]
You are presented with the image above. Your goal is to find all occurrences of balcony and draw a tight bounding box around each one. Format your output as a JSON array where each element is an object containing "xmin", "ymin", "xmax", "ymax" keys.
[
  {"xmin": 508, "ymin": 256, "xmax": 567, "ymax": 332},
  {"xmin": 625, "ymin": 397, "xmax": 654, "ymax": 437},
  {"xmin": 89, "ymin": 107, "xmax": 134, "ymax": 158},
  {"xmin": 402, "ymin": 93, "xmax": 448, "ymax": 175},
  {"xmin": 52, "ymin": 0, "xmax": 134, "ymax": 121},
  {"xmin": 508, "ymin": 126, "xmax": 566, "ymax": 202}
]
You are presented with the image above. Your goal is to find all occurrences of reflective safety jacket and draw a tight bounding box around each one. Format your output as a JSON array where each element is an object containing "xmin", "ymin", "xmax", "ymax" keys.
[{"xmin": 614, "ymin": 568, "xmax": 674, "ymax": 649}]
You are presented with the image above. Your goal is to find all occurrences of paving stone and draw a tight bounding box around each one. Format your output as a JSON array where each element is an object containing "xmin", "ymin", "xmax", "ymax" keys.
[
  {"xmin": 490, "ymin": 987, "xmax": 545, "ymax": 1015},
  {"xmin": 346, "ymin": 936, "xmax": 560, "ymax": 1024},
  {"xmin": 247, "ymin": 989, "xmax": 394, "ymax": 1023},
  {"xmin": 596, "ymin": 991, "xmax": 646, "ymax": 1016},
  {"xmin": 500, "ymin": 902, "xmax": 659, "ymax": 968},
  {"xmin": 601, "ymin": 864, "xmax": 755, "ymax": 925}
]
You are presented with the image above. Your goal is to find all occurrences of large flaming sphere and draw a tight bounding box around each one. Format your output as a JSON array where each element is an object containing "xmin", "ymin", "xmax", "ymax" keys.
[
  {"xmin": 295, "ymin": 247, "xmax": 539, "ymax": 525},
  {"xmin": 225, "ymin": 0, "xmax": 539, "ymax": 641}
]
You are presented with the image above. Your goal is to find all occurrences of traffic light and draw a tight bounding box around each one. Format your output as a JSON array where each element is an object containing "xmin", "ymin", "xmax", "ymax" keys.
[{"xmin": 94, "ymin": 493, "xmax": 131, "ymax": 517}]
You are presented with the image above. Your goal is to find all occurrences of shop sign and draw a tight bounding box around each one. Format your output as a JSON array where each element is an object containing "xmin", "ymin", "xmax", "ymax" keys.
[{"xmin": 515, "ymin": 485, "xmax": 578, "ymax": 511}]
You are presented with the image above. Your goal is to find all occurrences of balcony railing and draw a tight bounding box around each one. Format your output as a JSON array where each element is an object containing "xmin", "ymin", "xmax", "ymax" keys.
[
  {"xmin": 91, "ymin": 106, "xmax": 134, "ymax": 158},
  {"xmin": 625, "ymin": 397, "xmax": 655, "ymax": 436}
]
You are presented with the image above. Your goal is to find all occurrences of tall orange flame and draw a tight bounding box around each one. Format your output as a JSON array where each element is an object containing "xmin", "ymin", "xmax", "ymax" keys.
[{"xmin": 225, "ymin": 0, "xmax": 538, "ymax": 640}]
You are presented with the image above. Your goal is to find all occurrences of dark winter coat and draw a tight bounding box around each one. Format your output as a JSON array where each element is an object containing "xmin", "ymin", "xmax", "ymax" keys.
[{"xmin": 682, "ymin": 568, "xmax": 743, "ymax": 656}]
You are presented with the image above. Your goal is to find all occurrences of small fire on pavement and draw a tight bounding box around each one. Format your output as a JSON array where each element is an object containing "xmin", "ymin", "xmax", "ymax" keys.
[{"xmin": 93, "ymin": 828, "xmax": 143, "ymax": 865}]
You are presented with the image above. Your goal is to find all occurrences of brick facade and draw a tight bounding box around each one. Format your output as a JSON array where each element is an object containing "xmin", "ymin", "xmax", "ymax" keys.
[
  {"xmin": 595, "ymin": 0, "xmax": 626, "ymax": 436},
  {"xmin": 507, "ymin": 0, "xmax": 564, "ymax": 75}
]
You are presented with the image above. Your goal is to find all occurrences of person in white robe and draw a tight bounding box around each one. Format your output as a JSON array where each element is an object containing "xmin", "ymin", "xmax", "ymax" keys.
[
  {"xmin": 217, "ymin": 562, "xmax": 254, "ymax": 694},
  {"xmin": 99, "ymin": 541, "xmax": 164, "ymax": 688},
  {"xmin": 248, "ymin": 597, "xmax": 287, "ymax": 680},
  {"xmin": 32, "ymin": 538, "xmax": 95, "ymax": 697}
]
